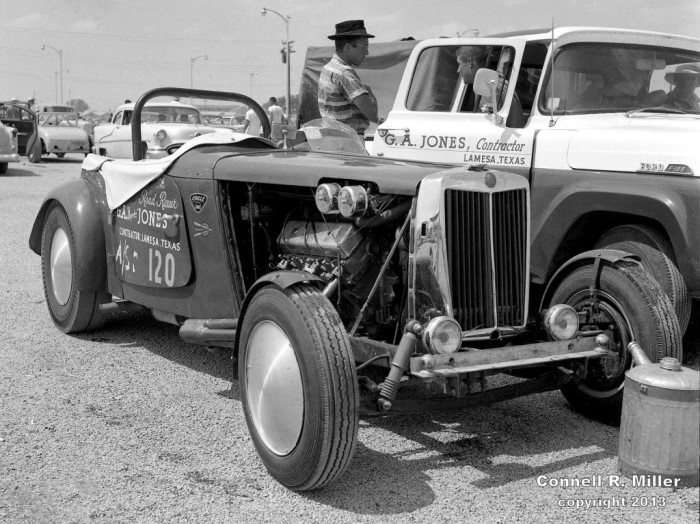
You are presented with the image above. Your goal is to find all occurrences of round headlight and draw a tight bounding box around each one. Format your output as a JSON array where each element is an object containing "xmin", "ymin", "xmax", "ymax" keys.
[
  {"xmin": 156, "ymin": 129, "xmax": 168, "ymax": 143},
  {"xmin": 338, "ymin": 185, "xmax": 368, "ymax": 218},
  {"xmin": 315, "ymin": 183, "xmax": 341, "ymax": 214},
  {"xmin": 544, "ymin": 304, "xmax": 579, "ymax": 340},
  {"xmin": 422, "ymin": 316, "xmax": 462, "ymax": 354}
]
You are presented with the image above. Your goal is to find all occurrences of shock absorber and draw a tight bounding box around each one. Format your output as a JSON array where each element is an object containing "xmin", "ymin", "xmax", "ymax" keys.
[{"xmin": 378, "ymin": 320, "xmax": 423, "ymax": 411}]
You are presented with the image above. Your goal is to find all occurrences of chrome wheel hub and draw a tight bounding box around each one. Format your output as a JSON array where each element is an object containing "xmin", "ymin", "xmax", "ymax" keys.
[
  {"xmin": 50, "ymin": 227, "xmax": 72, "ymax": 306},
  {"xmin": 245, "ymin": 320, "xmax": 304, "ymax": 456}
]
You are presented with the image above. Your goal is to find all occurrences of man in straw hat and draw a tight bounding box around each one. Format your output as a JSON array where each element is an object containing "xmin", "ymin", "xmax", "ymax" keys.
[
  {"xmin": 318, "ymin": 20, "xmax": 380, "ymax": 135},
  {"xmin": 664, "ymin": 63, "xmax": 700, "ymax": 111}
]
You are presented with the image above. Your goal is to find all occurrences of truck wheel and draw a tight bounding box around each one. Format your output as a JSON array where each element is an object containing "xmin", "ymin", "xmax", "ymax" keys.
[
  {"xmin": 238, "ymin": 284, "xmax": 359, "ymax": 491},
  {"xmin": 41, "ymin": 203, "xmax": 106, "ymax": 333},
  {"xmin": 594, "ymin": 225, "xmax": 690, "ymax": 333},
  {"xmin": 548, "ymin": 260, "xmax": 681, "ymax": 421}
]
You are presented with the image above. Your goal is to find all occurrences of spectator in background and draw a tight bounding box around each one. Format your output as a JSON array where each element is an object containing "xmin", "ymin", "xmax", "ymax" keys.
[
  {"xmin": 267, "ymin": 97, "xmax": 286, "ymax": 124},
  {"xmin": 243, "ymin": 106, "xmax": 262, "ymax": 136},
  {"xmin": 318, "ymin": 19, "xmax": 381, "ymax": 135}
]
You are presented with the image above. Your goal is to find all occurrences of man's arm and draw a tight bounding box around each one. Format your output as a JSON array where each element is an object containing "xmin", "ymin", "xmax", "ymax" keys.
[{"xmin": 352, "ymin": 92, "xmax": 379, "ymax": 123}]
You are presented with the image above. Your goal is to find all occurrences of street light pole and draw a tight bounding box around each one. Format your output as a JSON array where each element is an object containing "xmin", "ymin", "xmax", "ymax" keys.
[
  {"xmin": 261, "ymin": 7, "xmax": 292, "ymax": 120},
  {"xmin": 42, "ymin": 44, "xmax": 63, "ymax": 103},
  {"xmin": 249, "ymin": 71, "xmax": 258, "ymax": 97},
  {"xmin": 190, "ymin": 55, "xmax": 208, "ymax": 90},
  {"xmin": 456, "ymin": 28, "xmax": 479, "ymax": 37}
]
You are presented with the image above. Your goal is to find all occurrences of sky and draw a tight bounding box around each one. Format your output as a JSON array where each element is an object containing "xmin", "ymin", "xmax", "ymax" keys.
[{"xmin": 1, "ymin": 0, "xmax": 699, "ymax": 113}]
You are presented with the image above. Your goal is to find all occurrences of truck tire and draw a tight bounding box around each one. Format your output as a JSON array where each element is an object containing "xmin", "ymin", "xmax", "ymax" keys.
[
  {"xmin": 0, "ymin": 163, "xmax": 7, "ymax": 174},
  {"xmin": 594, "ymin": 224, "xmax": 690, "ymax": 333},
  {"xmin": 40, "ymin": 203, "xmax": 106, "ymax": 333},
  {"xmin": 238, "ymin": 284, "xmax": 359, "ymax": 491},
  {"xmin": 548, "ymin": 260, "xmax": 681, "ymax": 422}
]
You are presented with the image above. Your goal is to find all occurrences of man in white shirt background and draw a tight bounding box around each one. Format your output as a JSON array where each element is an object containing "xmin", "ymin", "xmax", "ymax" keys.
[
  {"xmin": 243, "ymin": 106, "xmax": 262, "ymax": 136},
  {"xmin": 267, "ymin": 97, "xmax": 286, "ymax": 124}
]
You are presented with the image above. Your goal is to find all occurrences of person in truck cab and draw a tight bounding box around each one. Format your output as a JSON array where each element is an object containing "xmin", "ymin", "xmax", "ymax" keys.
[
  {"xmin": 664, "ymin": 63, "xmax": 700, "ymax": 111},
  {"xmin": 456, "ymin": 45, "xmax": 489, "ymax": 112},
  {"xmin": 317, "ymin": 20, "xmax": 380, "ymax": 135},
  {"xmin": 456, "ymin": 45, "xmax": 525, "ymax": 127}
]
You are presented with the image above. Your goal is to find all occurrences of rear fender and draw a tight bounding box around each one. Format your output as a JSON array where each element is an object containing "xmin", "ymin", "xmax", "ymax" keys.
[
  {"xmin": 28, "ymin": 178, "xmax": 107, "ymax": 292},
  {"xmin": 539, "ymin": 249, "xmax": 642, "ymax": 311}
]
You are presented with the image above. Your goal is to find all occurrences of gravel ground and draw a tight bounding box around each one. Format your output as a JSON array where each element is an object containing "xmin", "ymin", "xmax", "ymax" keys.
[{"xmin": 1, "ymin": 156, "xmax": 698, "ymax": 524}]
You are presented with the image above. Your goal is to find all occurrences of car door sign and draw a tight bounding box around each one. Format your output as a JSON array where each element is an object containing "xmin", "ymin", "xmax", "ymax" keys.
[
  {"xmin": 190, "ymin": 193, "xmax": 208, "ymax": 212},
  {"xmin": 113, "ymin": 176, "xmax": 192, "ymax": 288}
]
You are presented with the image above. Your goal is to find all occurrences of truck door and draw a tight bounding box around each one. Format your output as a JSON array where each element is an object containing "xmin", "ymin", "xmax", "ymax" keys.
[{"xmin": 373, "ymin": 38, "xmax": 537, "ymax": 177}]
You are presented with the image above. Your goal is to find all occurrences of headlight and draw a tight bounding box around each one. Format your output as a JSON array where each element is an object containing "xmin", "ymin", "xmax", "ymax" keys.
[
  {"xmin": 422, "ymin": 316, "xmax": 462, "ymax": 354},
  {"xmin": 315, "ymin": 183, "xmax": 341, "ymax": 214},
  {"xmin": 543, "ymin": 304, "xmax": 579, "ymax": 340},
  {"xmin": 338, "ymin": 185, "xmax": 368, "ymax": 218},
  {"xmin": 156, "ymin": 129, "xmax": 168, "ymax": 143}
]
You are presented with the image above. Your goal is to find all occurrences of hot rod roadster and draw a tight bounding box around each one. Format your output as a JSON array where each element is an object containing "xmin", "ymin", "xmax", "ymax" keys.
[{"xmin": 29, "ymin": 88, "xmax": 681, "ymax": 491}]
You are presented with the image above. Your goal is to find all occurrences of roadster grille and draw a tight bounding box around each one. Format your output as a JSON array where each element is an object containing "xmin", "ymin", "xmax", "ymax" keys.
[{"xmin": 445, "ymin": 188, "xmax": 527, "ymax": 330}]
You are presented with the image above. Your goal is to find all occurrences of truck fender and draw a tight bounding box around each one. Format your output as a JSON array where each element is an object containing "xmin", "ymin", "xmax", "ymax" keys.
[
  {"xmin": 539, "ymin": 249, "xmax": 642, "ymax": 311},
  {"xmin": 28, "ymin": 178, "xmax": 107, "ymax": 292},
  {"xmin": 233, "ymin": 271, "xmax": 327, "ymax": 354}
]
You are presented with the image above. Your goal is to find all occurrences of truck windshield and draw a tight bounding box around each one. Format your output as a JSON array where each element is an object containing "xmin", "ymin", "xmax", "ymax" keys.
[{"xmin": 541, "ymin": 44, "xmax": 700, "ymax": 114}]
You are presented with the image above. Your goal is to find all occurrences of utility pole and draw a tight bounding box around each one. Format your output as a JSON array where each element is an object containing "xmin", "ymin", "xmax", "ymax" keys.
[
  {"xmin": 42, "ymin": 44, "xmax": 63, "ymax": 103},
  {"xmin": 261, "ymin": 7, "xmax": 293, "ymax": 119}
]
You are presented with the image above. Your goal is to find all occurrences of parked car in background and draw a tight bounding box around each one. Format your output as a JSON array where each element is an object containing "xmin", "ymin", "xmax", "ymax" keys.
[
  {"xmin": 0, "ymin": 102, "xmax": 41, "ymax": 163},
  {"xmin": 201, "ymin": 111, "xmax": 240, "ymax": 131},
  {"xmin": 38, "ymin": 112, "xmax": 91, "ymax": 158},
  {"xmin": 0, "ymin": 119, "xmax": 20, "ymax": 173},
  {"xmin": 38, "ymin": 104, "xmax": 75, "ymax": 113},
  {"xmin": 93, "ymin": 100, "xmax": 232, "ymax": 159}
]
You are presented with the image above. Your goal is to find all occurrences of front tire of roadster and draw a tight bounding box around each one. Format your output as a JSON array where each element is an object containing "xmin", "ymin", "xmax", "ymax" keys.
[
  {"xmin": 548, "ymin": 260, "xmax": 681, "ymax": 422},
  {"xmin": 238, "ymin": 284, "xmax": 359, "ymax": 491},
  {"xmin": 41, "ymin": 203, "xmax": 106, "ymax": 333}
]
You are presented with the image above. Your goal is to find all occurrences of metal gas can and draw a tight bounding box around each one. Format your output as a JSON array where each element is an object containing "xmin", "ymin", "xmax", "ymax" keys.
[{"xmin": 619, "ymin": 342, "xmax": 700, "ymax": 487}]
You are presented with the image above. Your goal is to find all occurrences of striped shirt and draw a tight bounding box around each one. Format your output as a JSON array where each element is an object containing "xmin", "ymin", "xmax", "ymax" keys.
[{"xmin": 318, "ymin": 54, "xmax": 369, "ymax": 134}]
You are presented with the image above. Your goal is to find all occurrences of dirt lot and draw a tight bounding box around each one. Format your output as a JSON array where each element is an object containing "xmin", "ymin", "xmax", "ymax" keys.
[{"xmin": 1, "ymin": 155, "xmax": 698, "ymax": 523}]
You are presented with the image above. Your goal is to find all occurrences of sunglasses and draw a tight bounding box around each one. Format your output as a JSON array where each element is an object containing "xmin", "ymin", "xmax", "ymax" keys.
[{"xmin": 351, "ymin": 43, "xmax": 369, "ymax": 50}]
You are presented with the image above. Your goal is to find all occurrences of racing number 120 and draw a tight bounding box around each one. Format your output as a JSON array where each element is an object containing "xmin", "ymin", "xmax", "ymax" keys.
[{"xmin": 149, "ymin": 247, "xmax": 175, "ymax": 286}]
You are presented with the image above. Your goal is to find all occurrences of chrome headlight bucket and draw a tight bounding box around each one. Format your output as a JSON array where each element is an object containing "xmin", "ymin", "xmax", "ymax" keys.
[
  {"xmin": 155, "ymin": 129, "xmax": 168, "ymax": 144},
  {"xmin": 338, "ymin": 185, "xmax": 368, "ymax": 218},
  {"xmin": 543, "ymin": 304, "xmax": 579, "ymax": 340},
  {"xmin": 422, "ymin": 316, "xmax": 462, "ymax": 354}
]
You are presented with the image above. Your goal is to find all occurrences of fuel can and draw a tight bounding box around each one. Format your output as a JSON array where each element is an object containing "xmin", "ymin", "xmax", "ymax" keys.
[{"xmin": 619, "ymin": 342, "xmax": 700, "ymax": 487}]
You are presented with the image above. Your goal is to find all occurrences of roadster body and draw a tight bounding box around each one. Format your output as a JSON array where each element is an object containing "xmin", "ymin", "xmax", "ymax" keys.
[{"xmin": 29, "ymin": 88, "xmax": 680, "ymax": 491}]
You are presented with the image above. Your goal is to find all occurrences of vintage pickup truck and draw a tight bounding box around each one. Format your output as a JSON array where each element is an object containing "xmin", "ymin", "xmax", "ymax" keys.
[
  {"xmin": 30, "ymin": 81, "xmax": 682, "ymax": 490},
  {"xmin": 369, "ymin": 27, "xmax": 699, "ymax": 341}
]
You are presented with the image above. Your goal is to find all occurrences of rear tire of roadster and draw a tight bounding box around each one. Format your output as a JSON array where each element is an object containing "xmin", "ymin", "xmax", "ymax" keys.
[
  {"xmin": 548, "ymin": 260, "xmax": 681, "ymax": 422},
  {"xmin": 41, "ymin": 203, "xmax": 106, "ymax": 333},
  {"xmin": 238, "ymin": 284, "xmax": 359, "ymax": 491}
]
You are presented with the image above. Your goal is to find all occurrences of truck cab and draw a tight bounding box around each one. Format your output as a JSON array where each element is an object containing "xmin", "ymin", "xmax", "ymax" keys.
[{"xmin": 373, "ymin": 27, "xmax": 700, "ymax": 334}]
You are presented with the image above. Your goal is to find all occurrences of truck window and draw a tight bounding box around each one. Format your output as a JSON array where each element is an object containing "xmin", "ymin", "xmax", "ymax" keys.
[
  {"xmin": 540, "ymin": 43, "xmax": 700, "ymax": 114},
  {"xmin": 406, "ymin": 45, "xmax": 507, "ymax": 113},
  {"xmin": 406, "ymin": 46, "xmax": 461, "ymax": 112}
]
